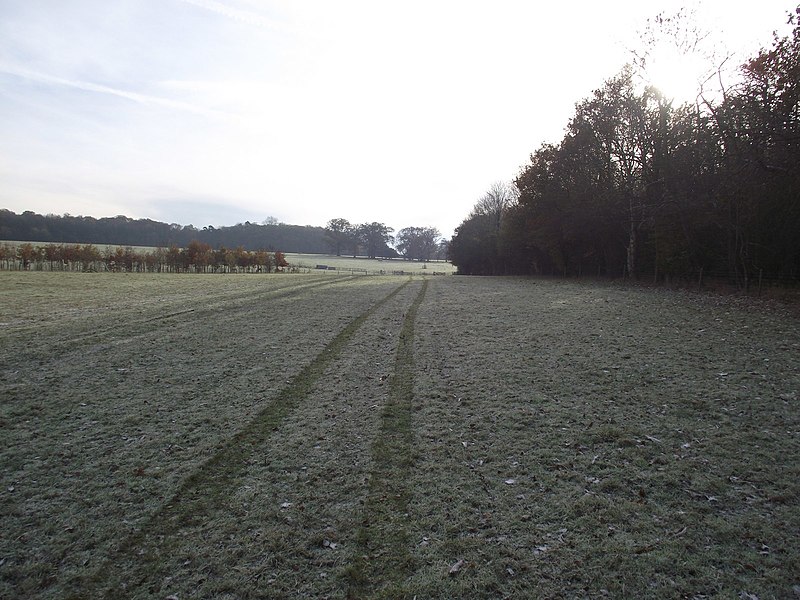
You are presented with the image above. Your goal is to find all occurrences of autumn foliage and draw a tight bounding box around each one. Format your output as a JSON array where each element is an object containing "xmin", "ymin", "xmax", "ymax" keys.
[{"xmin": 0, "ymin": 240, "xmax": 285, "ymax": 273}]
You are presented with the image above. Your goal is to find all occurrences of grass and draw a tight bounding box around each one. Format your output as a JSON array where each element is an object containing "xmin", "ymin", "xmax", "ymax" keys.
[
  {"xmin": 1, "ymin": 272, "xmax": 798, "ymax": 598},
  {"xmin": 404, "ymin": 277, "xmax": 800, "ymax": 598},
  {"xmin": 285, "ymin": 253, "xmax": 455, "ymax": 275},
  {"xmin": 345, "ymin": 280, "xmax": 428, "ymax": 598},
  {"xmin": 80, "ymin": 279, "xmax": 414, "ymax": 598}
]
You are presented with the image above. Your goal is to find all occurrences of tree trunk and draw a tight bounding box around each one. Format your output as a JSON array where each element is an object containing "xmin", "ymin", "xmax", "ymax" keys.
[{"xmin": 626, "ymin": 225, "xmax": 638, "ymax": 279}]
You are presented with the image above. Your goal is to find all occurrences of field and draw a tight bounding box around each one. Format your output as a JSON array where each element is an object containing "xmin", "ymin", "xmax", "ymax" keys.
[
  {"xmin": 1, "ymin": 272, "xmax": 798, "ymax": 598},
  {"xmin": 0, "ymin": 241, "xmax": 455, "ymax": 276},
  {"xmin": 284, "ymin": 253, "xmax": 455, "ymax": 275}
]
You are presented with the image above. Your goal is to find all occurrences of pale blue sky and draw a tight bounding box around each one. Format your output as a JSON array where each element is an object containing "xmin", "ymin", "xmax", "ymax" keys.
[{"xmin": 0, "ymin": 0, "xmax": 793, "ymax": 236}]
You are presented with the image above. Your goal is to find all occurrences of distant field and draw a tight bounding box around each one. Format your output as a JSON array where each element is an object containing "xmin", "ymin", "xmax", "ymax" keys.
[
  {"xmin": 285, "ymin": 253, "xmax": 455, "ymax": 274},
  {"xmin": 1, "ymin": 272, "xmax": 798, "ymax": 598},
  {"xmin": 0, "ymin": 240, "xmax": 163, "ymax": 253},
  {"xmin": 0, "ymin": 242, "xmax": 455, "ymax": 274}
]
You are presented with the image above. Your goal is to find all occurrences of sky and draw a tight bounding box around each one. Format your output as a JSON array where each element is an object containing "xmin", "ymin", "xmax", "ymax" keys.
[{"xmin": 0, "ymin": 1, "xmax": 795, "ymax": 238}]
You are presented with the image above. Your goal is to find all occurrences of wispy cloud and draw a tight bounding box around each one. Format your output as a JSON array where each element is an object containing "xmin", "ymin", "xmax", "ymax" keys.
[
  {"xmin": 0, "ymin": 64, "xmax": 228, "ymax": 120},
  {"xmin": 176, "ymin": 0, "xmax": 299, "ymax": 35}
]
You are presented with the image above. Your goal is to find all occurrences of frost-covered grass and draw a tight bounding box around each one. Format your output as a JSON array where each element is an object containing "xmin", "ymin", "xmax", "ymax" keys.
[
  {"xmin": 407, "ymin": 277, "xmax": 800, "ymax": 598},
  {"xmin": 285, "ymin": 252, "xmax": 455, "ymax": 274},
  {"xmin": 1, "ymin": 273, "xmax": 797, "ymax": 598}
]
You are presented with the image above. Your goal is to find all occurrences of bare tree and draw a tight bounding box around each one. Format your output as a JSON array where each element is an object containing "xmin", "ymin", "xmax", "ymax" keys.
[{"xmin": 469, "ymin": 181, "xmax": 519, "ymax": 231}]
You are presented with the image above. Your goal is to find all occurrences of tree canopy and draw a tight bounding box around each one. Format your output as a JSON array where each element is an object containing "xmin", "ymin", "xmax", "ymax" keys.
[
  {"xmin": 396, "ymin": 227, "xmax": 442, "ymax": 261},
  {"xmin": 0, "ymin": 210, "xmax": 329, "ymax": 254},
  {"xmin": 450, "ymin": 9, "xmax": 800, "ymax": 287}
]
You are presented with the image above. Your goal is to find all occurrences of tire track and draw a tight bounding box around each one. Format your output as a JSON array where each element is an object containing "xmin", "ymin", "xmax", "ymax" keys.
[
  {"xmin": 18, "ymin": 275, "xmax": 360, "ymax": 360},
  {"xmin": 77, "ymin": 279, "xmax": 411, "ymax": 599},
  {"xmin": 114, "ymin": 280, "xmax": 425, "ymax": 598},
  {"xmin": 345, "ymin": 279, "xmax": 428, "ymax": 598},
  {"xmin": 1, "ymin": 275, "xmax": 365, "ymax": 418}
]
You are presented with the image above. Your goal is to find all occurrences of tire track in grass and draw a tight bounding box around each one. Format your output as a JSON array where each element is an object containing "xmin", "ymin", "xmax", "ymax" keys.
[
  {"xmin": 128, "ymin": 280, "xmax": 424, "ymax": 598},
  {"xmin": 345, "ymin": 279, "xmax": 428, "ymax": 598},
  {"xmin": 41, "ymin": 275, "xmax": 361, "ymax": 357},
  {"xmin": 79, "ymin": 279, "xmax": 411, "ymax": 599}
]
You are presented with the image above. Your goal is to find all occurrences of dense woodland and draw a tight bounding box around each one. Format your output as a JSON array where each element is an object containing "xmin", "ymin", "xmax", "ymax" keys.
[
  {"xmin": 450, "ymin": 10, "xmax": 800, "ymax": 288},
  {"xmin": 0, "ymin": 210, "xmax": 329, "ymax": 254}
]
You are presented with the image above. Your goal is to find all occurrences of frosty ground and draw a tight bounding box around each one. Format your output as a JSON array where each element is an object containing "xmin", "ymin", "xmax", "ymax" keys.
[{"xmin": 1, "ymin": 272, "xmax": 797, "ymax": 598}]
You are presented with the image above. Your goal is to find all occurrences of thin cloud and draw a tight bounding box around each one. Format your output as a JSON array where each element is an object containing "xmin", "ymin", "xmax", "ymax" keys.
[
  {"xmin": 176, "ymin": 0, "xmax": 300, "ymax": 35},
  {"xmin": 0, "ymin": 64, "xmax": 229, "ymax": 120}
]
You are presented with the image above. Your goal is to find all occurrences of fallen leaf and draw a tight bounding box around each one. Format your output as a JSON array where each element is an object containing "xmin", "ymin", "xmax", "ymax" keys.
[{"xmin": 449, "ymin": 559, "xmax": 465, "ymax": 576}]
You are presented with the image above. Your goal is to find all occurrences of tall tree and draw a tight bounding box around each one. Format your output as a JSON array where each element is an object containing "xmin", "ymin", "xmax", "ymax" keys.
[
  {"xmin": 396, "ymin": 226, "xmax": 441, "ymax": 261},
  {"xmin": 455, "ymin": 181, "xmax": 521, "ymax": 274},
  {"xmin": 451, "ymin": 7, "xmax": 799, "ymax": 285},
  {"xmin": 324, "ymin": 218, "xmax": 354, "ymax": 256},
  {"xmin": 470, "ymin": 181, "xmax": 519, "ymax": 231},
  {"xmin": 732, "ymin": 9, "xmax": 800, "ymax": 282},
  {"xmin": 568, "ymin": 68, "xmax": 672, "ymax": 278},
  {"xmin": 357, "ymin": 222, "xmax": 394, "ymax": 259},
  {"xmin": 449, "ymin": 214, "xmax": 499, "ymax": 275}
]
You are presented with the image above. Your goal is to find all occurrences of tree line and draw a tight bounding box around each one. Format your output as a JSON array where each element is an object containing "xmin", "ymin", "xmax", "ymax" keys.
[
  {"xmin": 324, "ymin": 218, "xmax": 447, "ymax": 261},
  {"xmin": 0, "ymin": 210, "xmax": 329, "ymax": 254},
  {"xmin": 450, "ymin": 9, "xmax": 800, "ymax": 288},
  {"xmin": 0, "ymin": 240, "xmax": 288, "ymax": 273}
]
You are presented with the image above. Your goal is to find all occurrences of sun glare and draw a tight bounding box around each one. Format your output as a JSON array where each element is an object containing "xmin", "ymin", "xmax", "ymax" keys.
[{"xmin": 645, "ymin": 44, "xmax": 710, "ymax": 104}]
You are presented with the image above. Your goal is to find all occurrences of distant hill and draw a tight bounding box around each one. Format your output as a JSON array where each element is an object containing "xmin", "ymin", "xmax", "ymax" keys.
[{"xmin": 0, "ymin": 209, "xmax": 329, "ymax": 253}]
